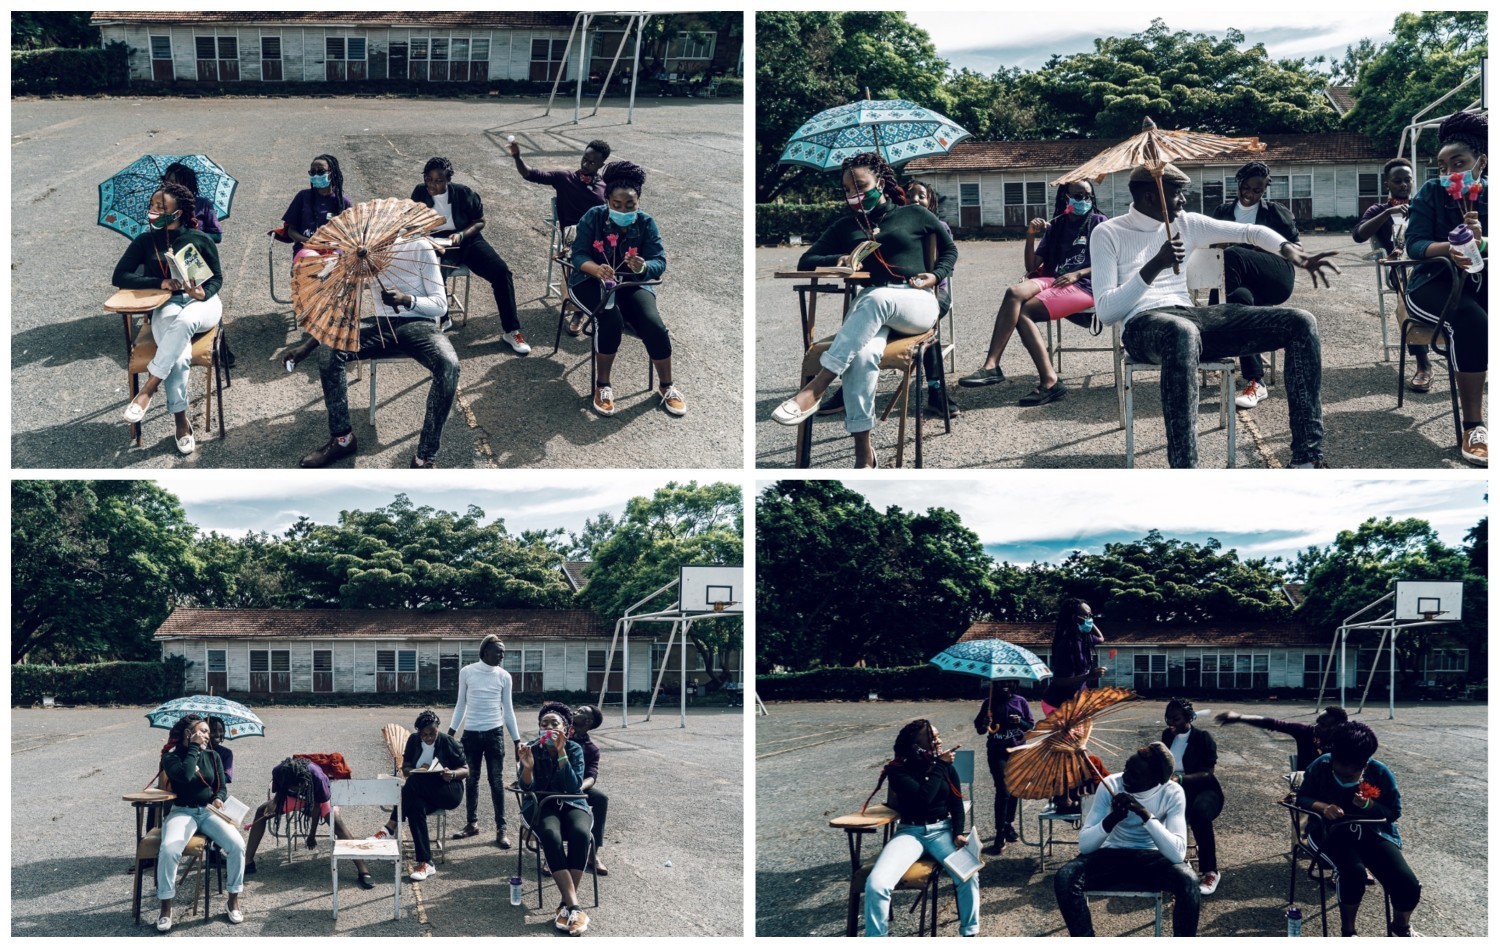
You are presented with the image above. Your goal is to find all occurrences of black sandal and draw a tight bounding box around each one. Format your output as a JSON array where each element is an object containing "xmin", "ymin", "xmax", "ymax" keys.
[{"xmin": 358, "ymin": 872, "xmax": 376, "ymax": 890}]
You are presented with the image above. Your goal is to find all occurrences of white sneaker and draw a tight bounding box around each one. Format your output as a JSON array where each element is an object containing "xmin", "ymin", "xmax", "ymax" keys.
[
  {"xmin": 1199, "ymin": 871, "xmax": 1222, "ymax": 895},
  {"xmin": 500, "ymin": 330, "xmax": 532, "ymax": 355},
  {"xmin": 409, "ymin": 862, "xmax": 436, "ymax": 881},
  {"xmin": 1234, "ymin": 380, "xmax": 1268, "ymax": 409}
]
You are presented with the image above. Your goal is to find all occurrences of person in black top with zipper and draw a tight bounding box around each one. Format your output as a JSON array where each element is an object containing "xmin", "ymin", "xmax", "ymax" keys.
[
  {"xmin": 861, "ymin": 719, "xmax": 980, "ymax": 936},
  {"xmin": 366, "ymin": 709, "xmax": 468, "ymax": 883},
  {"xmin": 155, "ymin": 714, "xmax": 246, "ymax": 931},
  {"xmin": 1162, "ymin": 697, "xmax": 1225, "ymax": 896},
  {"xmin": 770, "ymin": 151, "xmax": 958, "ymax": 468},
  {"xmin": 410, "ymin": 157, "xmax": 530, "ymax": 355}
]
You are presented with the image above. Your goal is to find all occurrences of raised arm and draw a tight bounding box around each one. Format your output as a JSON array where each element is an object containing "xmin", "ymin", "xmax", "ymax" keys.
[{"xmin": 448, "ymin": 666, "xmax": 469, "ymax": 737}]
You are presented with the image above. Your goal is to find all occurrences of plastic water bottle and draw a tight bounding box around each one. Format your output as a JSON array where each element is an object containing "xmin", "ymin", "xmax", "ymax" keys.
[
  {"xmin": 1286, "ymin": 906, "xmax": 1303, "ymax": 937},
  {"xmin": 1449, "ymin": 223, "xmax": 1486, "ymax": 274},
  {"xmin": 509, "ymin": 876, "xmax": 523, "ymax": 906},
  {"xmin": 603, "ymin": 279, "xmax": 618, "ymax": 310}
]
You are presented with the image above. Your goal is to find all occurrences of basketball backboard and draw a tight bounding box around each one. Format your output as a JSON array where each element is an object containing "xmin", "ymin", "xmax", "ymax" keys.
[
  {"xmin": 1395, "ymin": 581, "xmax": 1463, "ymax": 621},
  {"xmin": 679, "ymin": 564, "xmax": 744, "ymax": 614}
]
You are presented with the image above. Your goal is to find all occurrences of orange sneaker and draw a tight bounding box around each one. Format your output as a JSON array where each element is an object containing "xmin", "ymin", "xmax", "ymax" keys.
[
  {"xmin": 1462, "ymin": 425, "xmax": 1488, "ymax": 466},
  {"xmin": 593, "ymin": 385, "xmax": 616, "ymax": 416}
]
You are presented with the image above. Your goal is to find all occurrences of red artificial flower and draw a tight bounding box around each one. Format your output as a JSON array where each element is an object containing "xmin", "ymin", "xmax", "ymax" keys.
[
  {"xmin": 626, "ymin": 246, "xmax": 639, "ymax": 257},
  {"xmin": 592, "ymin": 239, "xmax": 605, "ymax": 253},
  {"xmin": 1064, "ymin": 205, "xmax": 1074, "ymax": 215},
  {"xmin": 1355, "ymin": 780, "xmax": 1382, "ymax": 802},
  {"xmin": 1468, "ymin": 183, "xmax": 1483, "ymax": 201},
  {"xmin": 606, "ymin": 233, "xmax": 619, "ymax": 247}
]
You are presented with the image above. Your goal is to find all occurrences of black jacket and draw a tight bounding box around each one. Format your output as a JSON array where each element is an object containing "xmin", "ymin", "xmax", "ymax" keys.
[
  {"xmin": 1161, "ymin": 726, "xmax": 1223, "ymax": 798},
  {"xmin": 402, "ymin": 732, "xmax": 467, "ymax": 773},
  {"xmin": 1210, "ymin": 200, "xmax": 1299, "ymax": 245},
  {"xmin": 408, "ymin": 182, "xmax": 485, "ymax": 234},
  {"xmin": 887, "ymin": 760, "xmax": 966, "ymax": 839}
]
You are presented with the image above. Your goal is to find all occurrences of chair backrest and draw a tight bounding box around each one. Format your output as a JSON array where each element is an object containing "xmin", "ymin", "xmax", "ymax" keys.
[
  {"xmin": 951, "ymin": 749, "xmax": 976, "ymax": 799},
  {"xmin": 330, "ymin": 777, "xmax": 401, "ymax": 808},
  {"xmin": 1186, "ymin": 248, "xmax": 1225, "ymax": 304},
  {"xmin": 383, "ymin": 724, "xmax": 409, "ymax": 775}
]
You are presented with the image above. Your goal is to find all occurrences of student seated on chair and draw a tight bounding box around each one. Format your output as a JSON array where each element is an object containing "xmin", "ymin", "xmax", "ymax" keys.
[
  {"xmin": 568, "ymin": 161, "xmax": 686, "ymax": 418},
  {"xmin": 959, "ymin": 181, "xmax": 1107, "ymax": 407},
  {"xmin": 367, "ymin": 709, "xmax": 467, "ymax": 883},
  {"xmin": 571, "ymin": 705, "xmax": 611, "ymax": 876},
  {"xmin": 1162, "ymin": 697, "xmax": 1225, "ymax": 896},
  {"xmin": 1295, "ymin": 721, "xmax": 1422, "ymax": 937},
  {"xmin": 1053, "ymin": 742, "xmax": 1199, "ymax": 937},
  {"xmin": 243, "ymin": 756, "xmax": 375, "ymax": 888},
  {"xmin": 298, "ymin": 234, "xmax": 456, "ymax": 470},
  {"xmin": 1352, "ymin": 158, "xmax": 1432, "ymax": 394},
  {"xmin": 1090, "ymin": 162, "xmax": 1340, "ymax": 468},
  {"xmin": 411, "ymin": 156, "xmax": 531, "ymax": 356},
  {"xmin": 904, "ymin": 181, "xmax": 961, "ymax": 420},
  {"xmin": 154, "ymin": 714, "xmax": 246, "ymax": 932},
  {"xmin": 275, "ymin": 154, "xmax": 355, "ymax": 372},
  {"xmin": 113, "ymin": 183, "xmax": 224, "ymax": 458},
  {"xmin": 518, "ymin": 702, "xmax": 594, "ymax": 937},
  {"xmin": 770, "ymin": 151, "xmax": 957, "ymax": 468},
  {"xmin": 861, "ymin": 719, "xmax": 980, "ymax": 937},
  {"xmin": 510, "ymin": 138, "xmax": 612, "ymax": 338},
  {"xmin": 1403, "ymin": 110, "xmax": 1488, "ymax": 467}
]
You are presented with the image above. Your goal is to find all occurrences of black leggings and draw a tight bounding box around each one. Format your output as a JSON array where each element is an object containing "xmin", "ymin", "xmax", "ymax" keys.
[
  {"xmin": 445, "ymin": 236, "xmax": 520, "ymax": 333},
  {"xmin": 536, "ymin": 803, "xmax": 593, "ymax": 873},
  {"xmin": 1215, "ymin": 245, "xmax": 1297, "ymax": 381},
  {"xmin": 585, "ymin": 787, "xmax": 608, "ymax": 849},
  {"xmin": 568, "ymin": 280, "xmax": 672, "ymax": 361},
  {"xmin": 1314, "ymin": 823, "xmax": 1422, "ymax": 912},
  {"xmin": 1406, "ymin": 269, "xmax": 1487, "ymax": 373},
  {"xmin": 396, "ymin": 777, "xmax": 463, "ymax": 866},
  {"xmin": 986, "ymin": 740, "xmax": 1019, "ymax": 832},
  {"xmin": 1184, "ymin": 780, "xmax": 1224, "ymax": 874}
]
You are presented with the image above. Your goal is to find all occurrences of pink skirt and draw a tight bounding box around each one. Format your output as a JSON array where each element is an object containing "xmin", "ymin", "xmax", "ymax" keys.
[{"xmin": 1031, "ymin": 276, "xmax": 1095, "ymax": 321}]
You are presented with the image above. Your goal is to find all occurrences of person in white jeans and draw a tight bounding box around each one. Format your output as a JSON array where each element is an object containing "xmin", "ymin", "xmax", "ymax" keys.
[
  {"xmin": 158, "ymin": 803, "xmax": 247, "ymax": 906},
  {"xmin": 864, "ymin": 821, "xmax": 980, "ymax": 936},
  {"xmin": 821, "ymin": 286, "xmax": 940, "ymax": 436},
  {"xmin": 149, "ymin": 294, "xmax": 222, "ymax": 419},
  {"xmin": 156, "ymin": 714, "xmax": 246, "ymax": 930}
]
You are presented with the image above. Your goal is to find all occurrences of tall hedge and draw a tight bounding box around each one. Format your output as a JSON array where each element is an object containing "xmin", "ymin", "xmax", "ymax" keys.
[
  {"xmin": 756, "ymin": 202, "xmax": 843, "ymax": 246},
  {"xmin": 11, "ymin": 42, "xmax": 129, "ymax": 95},
  {"xmin": 757, "ymin": 664, "xmax": 983, "ymax": 701},
  {"xmin": 12, "ymin": 656, "xmax": 188, "ymax": 706}
]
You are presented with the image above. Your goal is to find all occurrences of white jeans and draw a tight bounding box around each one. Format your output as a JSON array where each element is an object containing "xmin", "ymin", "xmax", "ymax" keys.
[
  {"xmin": 157, "ymin": 805, "xmax": 245, "ymax": 902},
  {"xmin": 818, "ymin": 286, "xmax": 939, "ymax": 433},
  {"xmin": 863, "ymin": 823, "xmax": 980, "ymax": 936},
  {"xmin": 147, "ymin": 294, "xmax": 223, "ymax": 414}
]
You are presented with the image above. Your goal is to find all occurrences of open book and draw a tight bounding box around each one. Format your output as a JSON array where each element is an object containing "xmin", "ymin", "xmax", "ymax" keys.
[
  {"xmin": 207, "ymin": 795, "xmax": 251, "ymax": 826},
  {"xmin": 411, "ymin": 760, "xmax": 448, "ymax": 775},
  {"xmin": 165, "ymin": 241, "xmax": 214, "ymax": 290},
  {"xmin": 821, "ymin": 239, "xmax": 881, "ymax": 275},
  {"xmin": 940, "ymin": 829, "xmax": 983, "ymax": 882}
]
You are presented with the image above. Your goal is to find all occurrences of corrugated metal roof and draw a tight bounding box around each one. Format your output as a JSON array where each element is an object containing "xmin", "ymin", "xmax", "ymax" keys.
[
  {"xmin": 959, "ymin": 620, "xmax": 1326, "ymax": 648},
  {"xmin": 906, "ymin": 133, "xmax": 1394, "ymax": 175},
  {"xmin": 92, "ymin": 12, "xmax": 578, "ymax": 29},
  {"xmin": 154, "ymin": 607, "xmax": 609, "ymax": 640}
]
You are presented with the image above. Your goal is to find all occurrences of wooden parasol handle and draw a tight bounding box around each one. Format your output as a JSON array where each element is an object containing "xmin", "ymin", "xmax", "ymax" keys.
[{"xmin": 1153, "ymin": 172, "xmax": 1181, "ymax": 275}]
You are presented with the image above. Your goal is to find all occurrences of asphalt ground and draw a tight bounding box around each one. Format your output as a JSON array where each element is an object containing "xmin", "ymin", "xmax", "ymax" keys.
[
  {"xmin": 755, "ymin": 235, "xmax": 1483, "ymax": 469},
  {"xmin": 755, "ymin": 698, "xmax": 1487, "ymax": 937},
  {"xmin": 11, "ymin": 96, "xmax": 743, "ymax": 469},
  {"xmin": 11, "ymin": 706, "xmax": 744, "ymax": 937}
]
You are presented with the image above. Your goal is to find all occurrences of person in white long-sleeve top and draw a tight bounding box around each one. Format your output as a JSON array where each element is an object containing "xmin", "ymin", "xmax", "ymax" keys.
[
  {"xmin": 1090, "ymin": 162, "xmax": 1341, "ymax": 468},
  {"xmin": 447, "ymin": 634, "xmax": 521, "ymax": 848},
  {"xmin": 1052, "ymin": 742, "xmax": 1201, "ymax": 937}
]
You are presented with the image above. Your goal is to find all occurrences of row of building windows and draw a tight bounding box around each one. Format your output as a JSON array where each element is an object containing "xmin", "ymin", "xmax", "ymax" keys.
[{"xmin": 1028, "ymin": 647, "xmax": 1468, "ymax": 693}]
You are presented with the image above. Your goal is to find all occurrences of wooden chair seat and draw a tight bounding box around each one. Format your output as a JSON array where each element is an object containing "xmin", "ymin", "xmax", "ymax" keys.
[
  {"xmin": 800, "ymin": 328, "xmax": 937, "ymax": 379},
  {"xmin": 132, "ymin": 827, "xmax": 215, "ymax": 924},
  {"xmin": 127, "ymin": 320, "xmax": 220, "ymax": 373},
  {"xmin": 851, "ymin": 854, "xmax": 940, "ymax": 890},
  {"xmin": 105, "ymin": 288, "xmax": 171, "ymax": 313},
  {"xmin": 846, "ymin": 853, "xmax": 941, "ymax": 936}
]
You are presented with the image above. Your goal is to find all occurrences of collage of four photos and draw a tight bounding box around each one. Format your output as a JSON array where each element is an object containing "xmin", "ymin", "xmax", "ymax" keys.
[{"xmin": 7, "ymin": 6, "xmax": 1490, "ymax": 940}]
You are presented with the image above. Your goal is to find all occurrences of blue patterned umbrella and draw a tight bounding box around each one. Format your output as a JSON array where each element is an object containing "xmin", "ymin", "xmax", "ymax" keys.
[
  {"xmin": 145, "ymin": 695, "xmax": 265, "ymax": 739},
  {"xmin": 929, "ymin": 639, "xmax": 1052, "ymax": 683},
  {"xmin": 98, "ymin": 154, "xmax": 238, "ymax": 240},
  {"xmin": 778, "ymin": 99, "xmax": 973, "ymax": 171}
]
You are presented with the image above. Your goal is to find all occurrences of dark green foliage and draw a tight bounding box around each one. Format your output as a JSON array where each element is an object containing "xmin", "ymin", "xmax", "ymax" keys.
[
  {"xmin": 11, "ymin": 12, "xmax": 100, "ymax": 50},
  {"xmin": 11, "ymin": 42, "xmax": 128, "ymax": 95},
  {"xmin": 716, "ymin": 76, "xmax": 743, "ymax": 97},
  {"xmin": 12, "ymin": 656, "xmax": 188, "ymax": 706},
  {"xmin": 1341, "ymin": 12, "xmax": 1487, "ymax": 145},
  {"xmin": 755, "ymin": 202, "xmax": 844, "ymax": 245}
]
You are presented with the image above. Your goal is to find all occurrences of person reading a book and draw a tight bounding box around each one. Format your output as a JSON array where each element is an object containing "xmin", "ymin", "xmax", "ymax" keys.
[
  {"xmin": 771, "ymin": 151, "xmax": 957, "ymax": 467},
  {"xmin": 155, "ymin": 714, "xmax": 246, "ymax": 931},
  {"xmin": 299, "ymin": 234, "xmax": 457, "ymax": 469},
  {"xmin": 862, "ymin": 719, "xmax": 979, "ymax": 937},
  {"xmin": 568, "ymin": 161, "xmax": 685, "ymax": 417},
  {"xmin": 519, "ymin": 702, "xmax": 594, "ymax": 937},
  {"xmin": 410, "ymin": 156, "xmax": 531, "ymax": 355},
  {"xmin": 113, "ymin": 182, "xmax": 224, "ymax": 456},
  {"xmin": 365, "ymin": 710, "xmax": 467, "ymax": 882},
  {"xmin": 1053, "ymin": 742, "xmax": 1200, "ymax": 937},
  {"xmin": 243, "ymin": 756, "xmax": 376, "ymax": 886}
]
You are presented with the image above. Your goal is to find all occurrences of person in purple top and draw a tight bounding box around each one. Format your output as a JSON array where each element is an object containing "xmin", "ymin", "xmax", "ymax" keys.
[
  {"xmin": 973, "ymin": 680, "xmax": 1035, "ymax": 852},
  {"xmin": 206, "ymin": 716, "xmax": 233, "ymax": 784},
  {"xmin": 1215, "ymin": 704, "xmax": 1348, "ymax": 772},
  {"xmin": 161, "ymin": 163, "xmax": 223, "ymax": 244},
  {"xmin": 1353, "ymin": 158, "xmax": 1431, "ymax": 393},
  {"xmin": 243, "ymin": 757, "xmax": 375, "ymax": 888},
  {"xmin": 509, "ymin": 138, "xmax": 610, "ymax": 230},
  {"xmin": 282, "ymin": 154, "xmax": 352, "ymax": 256}
]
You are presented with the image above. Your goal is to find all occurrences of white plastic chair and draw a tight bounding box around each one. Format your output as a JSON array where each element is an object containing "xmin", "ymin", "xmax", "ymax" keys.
[{"xmin": 330, "ymin": 778, "xmax": 402, "ymax": 921}]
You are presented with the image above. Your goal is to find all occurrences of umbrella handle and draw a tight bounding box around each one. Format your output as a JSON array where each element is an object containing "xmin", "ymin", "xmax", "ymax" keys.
[{"xmin": 1153, "ymin": 174, "xmax": 1181, "ymax": 275}]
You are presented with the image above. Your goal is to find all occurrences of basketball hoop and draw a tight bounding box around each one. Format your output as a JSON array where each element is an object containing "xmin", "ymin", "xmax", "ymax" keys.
[{"xmin": 1421, "ymin": 611, "xmax": 1442, "ymax": 621}]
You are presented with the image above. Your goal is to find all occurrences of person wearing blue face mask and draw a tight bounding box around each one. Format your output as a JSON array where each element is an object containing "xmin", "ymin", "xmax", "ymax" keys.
[
  {"xmin": 1296, "ymin": 721, "xmax": 1421, "ymax": 936},
  {"xmin": 281, "ymin": 154, "xmax": 351, "ymax": 256},
  {"xmin": 1040, "ymin": 598, "xmax": 1107, "ymax": 716},
  {"xmin": 568, "ymin": 160, "xmax": 683, "ymax": 417},
  {"xmin": 960, "ymin": 181, "xmax": 1107, "ymax": 406}
]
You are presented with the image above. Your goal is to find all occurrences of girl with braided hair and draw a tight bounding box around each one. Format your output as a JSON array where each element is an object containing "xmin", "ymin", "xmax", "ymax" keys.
[
  {"xmin": 772, "ymin": 151, "xmax": 958, "ymax": 467},
  {"xmin": 1208, "ymin": 160, "xmax": 1302, "ymax": 411},
  {"xmin": 861, "ymin": 719, "xmax": 979, "ymax": 936},
  {"xmin": 243, "ymin": 755, "xmax": 377, "ymax": 887},
  {"xmin": 1162, "ymin": 697, "xmax": 1225, "ymax": 896},
  {"xmin": 960, "ymin": 181, "xmax": 1107, "ymax": 406},
  {"xmin": 113, "ymin": 182, "xmax": 224, "ymax": 456},
  {"xmin": 1404, "ymin": 109, "xmax": 1488, "ymax": 465},
  {"xmin": 154, "ymin": 715, "xmax": 246, "ymax": 930},
  {"xmin": 282, "ymin": 154, "xmax": 351, "ymax": 256},
  {"xmin": 569, "ymin": 160, "xmax": 686, "ymax": 417}
]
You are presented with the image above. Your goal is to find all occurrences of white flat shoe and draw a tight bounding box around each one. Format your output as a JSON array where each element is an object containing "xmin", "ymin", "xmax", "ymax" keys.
[
  {"xmin": 155, "ymin": 916, "xmax": 173, "ymax": 932},
  {"xmin": 124, "ymin": 399, "xmax": 149, "ymax": 423},
  {"xmin": 771, "ymin": 397, "xmax": 818, "ymax": 426},
  {"xmin": 1199, "ymin": 871, "xmax": 1222, "ymax": 895},
  {"xmin": 226, "ymin": 908, "xmax": 244, "ymax": 924},
  {"xmin": 176, "ymin": 430, "xmax": 197, "ymax": 455}
]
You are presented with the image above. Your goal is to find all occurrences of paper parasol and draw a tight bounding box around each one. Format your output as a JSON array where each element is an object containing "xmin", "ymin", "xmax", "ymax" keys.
[
  {"xmin": 1049, "ymin": 117, "xmax": 1266, "ymax": 273},
  {"xmin": 291, "ymin": 197, "xmax": 446, "ymax": 352},
  {"xmin": 1004, "ymin": 686, "xmax": 1138, "ymax": 800}
]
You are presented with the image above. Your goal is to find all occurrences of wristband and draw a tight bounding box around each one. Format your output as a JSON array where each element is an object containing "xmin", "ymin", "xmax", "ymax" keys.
[{"xmin": 1480, "ymin": 239, "xmax": 1488, "ymax": 254}]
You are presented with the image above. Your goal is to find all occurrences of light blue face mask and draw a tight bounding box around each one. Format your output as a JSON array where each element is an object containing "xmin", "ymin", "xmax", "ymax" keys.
[
  {"xmin": 1068, "ymin": 197, "xmax": 1093, "ymax": 215},
  {"xmin": 1461, "ymin": 169, "xmax": 1486, "ymax": 189},
  {"xmin": 608, "ymin": 208, "xmax": 638, "ymax": 227},
  {"xmin": 310, "ymin": 173, "xmax": 331, "ymax": 188},
  {"xmin": 1079, "ymin": 618, "xmax": 1094, "ymax": 633},
  {"xmin": 1332, "ymin": 769, "xmax": 1364, "ymax": 788}
]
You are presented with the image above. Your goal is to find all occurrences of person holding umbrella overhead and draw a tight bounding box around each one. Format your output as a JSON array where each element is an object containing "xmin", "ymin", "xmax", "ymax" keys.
[{"xmin": 973, "ymin": 680, "xmax": 1034, "ymax": 853}]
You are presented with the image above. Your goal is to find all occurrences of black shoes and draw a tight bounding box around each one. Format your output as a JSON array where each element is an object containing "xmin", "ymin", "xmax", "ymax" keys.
[
  {"xmin": 1018, "ymin": 380, "xmax": 1067, "ymax": 406},
  {"xmin": 300, "ymin": 435, "xmax": 357, "ymax": 468},
  {"xmin": 925, "ymin": 387, "xmax": 962, "ymax": 418}
]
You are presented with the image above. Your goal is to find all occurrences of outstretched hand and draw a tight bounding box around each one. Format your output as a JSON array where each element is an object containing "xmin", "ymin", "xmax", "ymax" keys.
[
  {"xmin": 1283, "ymin": 246, "xmax": 1341, "ymax": 288},
  {"xmin": 516, "ymin": 743, "xmax": 534, "ymax": 768}
]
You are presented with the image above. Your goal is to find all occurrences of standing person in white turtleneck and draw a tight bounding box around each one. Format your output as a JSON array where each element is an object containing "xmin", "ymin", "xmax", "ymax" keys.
[{"xmin": 448, "ymin": 634, "xmax": 521, "ymax": 849}]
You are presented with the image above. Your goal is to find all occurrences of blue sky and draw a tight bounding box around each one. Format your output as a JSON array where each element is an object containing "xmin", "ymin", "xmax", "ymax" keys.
[
  {"xmin": 149, "ymin": 472, "xmax": 729, "ymax": 539},
  {"xmin": 908, "ymin": 11, "xmax": 1401, "ymax": 75},
  {"xmin": 764, "ymin": 476, "xmax": 1486, "ymax": 566}
]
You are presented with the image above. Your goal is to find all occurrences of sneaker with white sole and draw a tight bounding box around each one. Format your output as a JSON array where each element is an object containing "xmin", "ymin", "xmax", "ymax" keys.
[
  {"xmin": 593, "ymin": 385, "xmax": 616, "ymax": 416},
  {"xmin": 1461, "ymin": 425, "xmax": 1488, "ymax": 466},
  {"xmin": 500, "ymin": 330, "xmax": 532, "ymax": 355},
  {"xmin": 1199, "ymin": 871, "xmax": 1222, "ymax": 895},
  {"xmin": 555, "ymin": 903, "xmax": 572, "ymax": 931},
  {"xmin": 659, "ymin": 385, "xmax": 687, "ymax": 416},
  {"xmin": 409, "ymin": 862, "xmax": 436, "ymax": 881},
  {"xmin": 1234, "ymin": 380, "xmax": 1268, "ymax": 409},
  {"xmin": 567, "ymin": 907, "xmax": 590, "ymax": 936}
]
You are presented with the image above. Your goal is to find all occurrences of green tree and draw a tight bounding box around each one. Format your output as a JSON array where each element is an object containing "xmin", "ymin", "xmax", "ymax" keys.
[
  {"xmin": 10, "ymin": 12, "xmax": 99, "ymax": 50},
  {"xmin": 11, "ymin": 480, "xmax": 200, "ymax": 664},
  {"xmin": 190, "ymin": 531, "xmax": 293, "ymax": 609},
  {"xmin": 578, "ymin": 482, "xmax": 743, "ymax": 689},
  {"xmin": 1291, "ymin": 517, "xmax": 1487, "ymax": 690},
  {"xmin": 756, "ymin": 12, "xmax": 952, "ymax": 203},
  {"xmin": 1343, "ymin": 12, "xmax": 1488, "ymax": 144},
  {"xmin": 1027, "ymin": 20, "xmax": 1338, "ymax": 137},
  {"xmin": 276, "ymin": 495, "xmax": 570, "ymax": 611}
]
